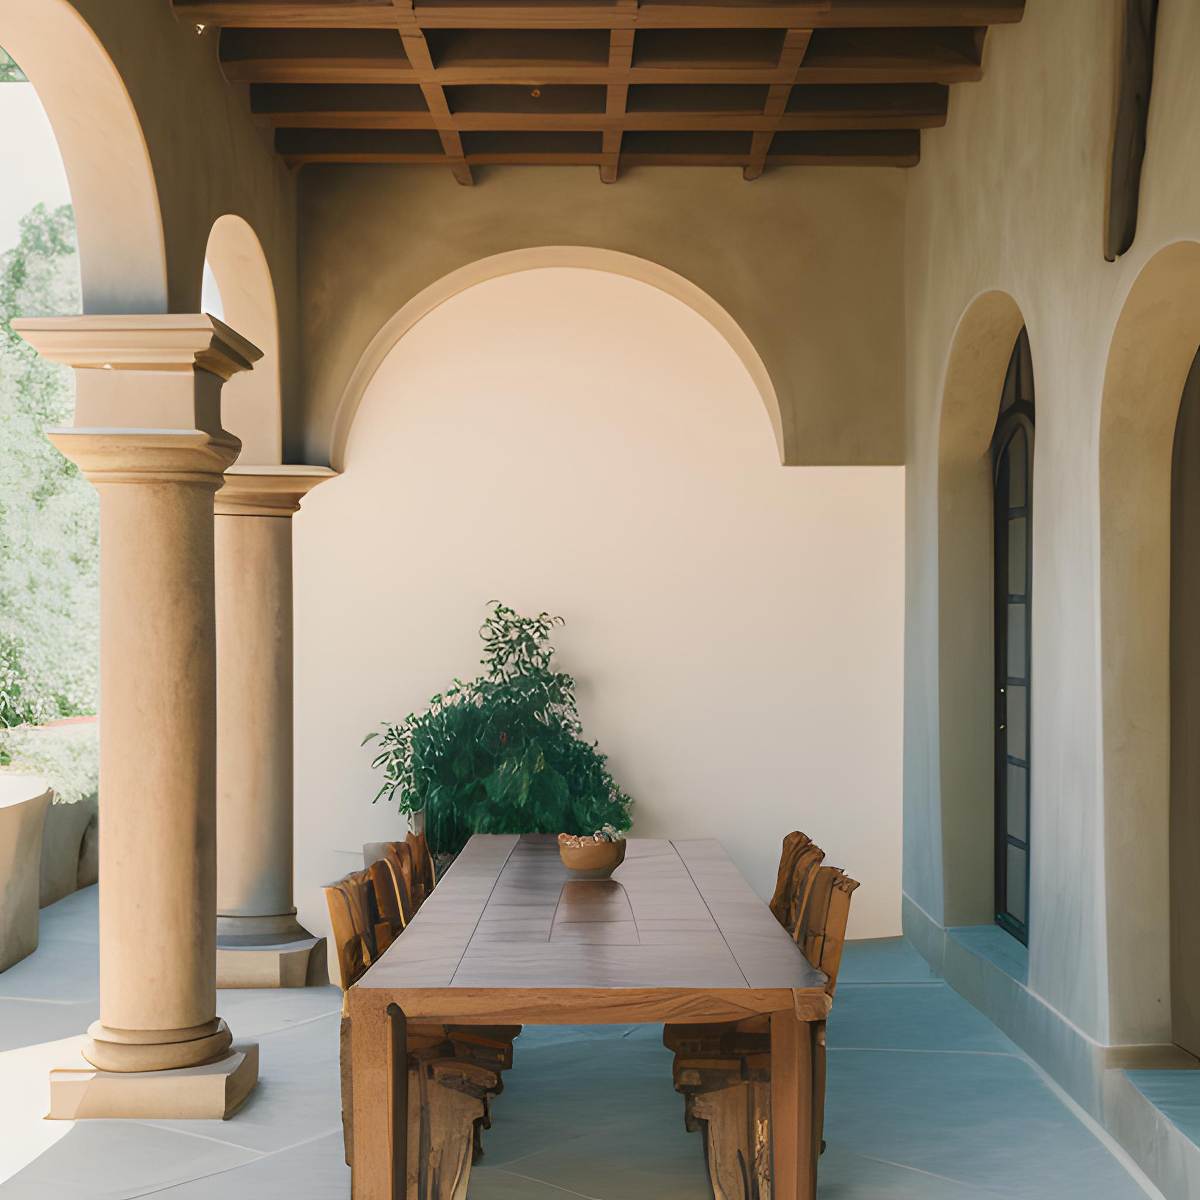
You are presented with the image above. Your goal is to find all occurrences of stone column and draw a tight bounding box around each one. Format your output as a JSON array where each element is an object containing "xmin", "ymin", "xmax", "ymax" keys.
[
  {"xmin": 13, "ymin": 315, "xmax": 260, "ymax": 1120},
  {"xmin": 214, "ymin": 465, "xmax": 335, "ymax": 987}
]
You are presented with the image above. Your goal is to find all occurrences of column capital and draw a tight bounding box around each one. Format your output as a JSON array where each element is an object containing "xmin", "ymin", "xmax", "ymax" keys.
[
  {"xmin": 10, "ymin": 314, "xmax": 262, "ymax": 380},
  {"xmin": 12, "ymin": 314, "xmax": 261, "ymax": 438},
  {"xmin": 47, "ymin": 428, "xmax": 241, "ymax": 486},
  {"xmin": 216, "ymin": 465, "xmax": 338, "ymax": 517}
]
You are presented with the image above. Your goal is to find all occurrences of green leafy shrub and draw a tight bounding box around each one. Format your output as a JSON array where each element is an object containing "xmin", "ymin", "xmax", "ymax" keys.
[{"xmin": 365, "ymin": 603, "xmax": 633, "ymax": 856}]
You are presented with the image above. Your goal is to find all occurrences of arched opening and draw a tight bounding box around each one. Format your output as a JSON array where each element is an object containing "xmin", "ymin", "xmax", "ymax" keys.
[
  {"xmin": 0, "ymin": 43, "xmax": 99, "ymax": 734},
  {"xmin": 328, "ymin": 245, "xmax": 786, "ymax": 471},
  {"xmin": 0, "ymin": 0, "xmax": 165, "ymax": 313},
  {"xmin": 202, "ymin": 214, "xmax": 282, "ymax": 465},
  {"xmin": 936, "ymin": 291, "xmax": 1028, "ymax": 929},
  {"xmin": 1099, "ymin": 240, "xmax": 1200, "ymax": 1047},
  {"xmin": 294, "ymin": 266, "xmax": 904, "ymax": 950}
]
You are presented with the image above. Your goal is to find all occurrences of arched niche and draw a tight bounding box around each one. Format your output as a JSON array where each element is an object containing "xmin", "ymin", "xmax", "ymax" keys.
[
  {"xmin": 0, "ymin": 0, "xmax": 166, "ymax": 314},
  {"xmin": 937, "ymin": 291, "xmax": 1028, "ymax": 927},
  {"xmin": 203, "ymin": 214, "xmax": 282, "ymax": 465},
  {"xmin": 1098, "ymin": 241, "xmax": 1200, "ymax": 1046},
  {"xmin": 329, "ymin": 246, "xmax": 784, "ymax": 471}
]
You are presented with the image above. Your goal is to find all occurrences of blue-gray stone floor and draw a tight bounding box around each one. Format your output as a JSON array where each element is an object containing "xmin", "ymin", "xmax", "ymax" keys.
[{"xmin": 0, "ymin": 888, "xmax": 1163, "ymax": 1198}]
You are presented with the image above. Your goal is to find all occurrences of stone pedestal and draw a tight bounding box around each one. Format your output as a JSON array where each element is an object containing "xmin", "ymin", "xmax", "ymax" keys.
[
  {"xmin": 13, "ymin": 314, "xmax": 262, "ymax": 1118},
  {"xmin": 215, "ymin": 465, "xmax": 335, "ymax": 988}
]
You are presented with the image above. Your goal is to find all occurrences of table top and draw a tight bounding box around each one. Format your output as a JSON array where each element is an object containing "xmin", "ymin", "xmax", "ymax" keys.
[{"xmin": 354, "ymin": 835, "xmax": 827, "ymax": 1023}]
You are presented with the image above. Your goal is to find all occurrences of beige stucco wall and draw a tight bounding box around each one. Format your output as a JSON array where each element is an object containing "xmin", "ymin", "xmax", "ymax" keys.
[
  {"xmin": 296, "ymin": 164, "xmax": 907, "ymax": 469},
  {"xmin": 292, "ymin": 268, "xmax": 905, "ymax": 945},
  {"xmin": 904, "ymin": 0, "xmax": 1200, "ymax": 1045}
]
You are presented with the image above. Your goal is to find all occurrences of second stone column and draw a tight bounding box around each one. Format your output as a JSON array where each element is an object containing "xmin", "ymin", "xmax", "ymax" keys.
[{"xmin": 214, "ymin": 465, "xmax": 335, "ymax": 987}]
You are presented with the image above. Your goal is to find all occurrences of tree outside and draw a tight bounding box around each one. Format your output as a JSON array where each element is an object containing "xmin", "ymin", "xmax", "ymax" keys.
[{"xmin": 0, "ymin": 201, "xmax": 99, "ymax": 731}]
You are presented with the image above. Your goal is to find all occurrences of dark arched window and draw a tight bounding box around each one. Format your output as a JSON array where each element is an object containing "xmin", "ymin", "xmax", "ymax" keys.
[{"xmin": 993, "ymin": 328, "xmax": 1034, "ymax": 943}]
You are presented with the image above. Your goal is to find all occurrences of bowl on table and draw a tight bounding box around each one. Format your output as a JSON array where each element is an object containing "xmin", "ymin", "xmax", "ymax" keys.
[{"xmin": 557, "ymin": 833, "xmax": 626, "ymax": 879}]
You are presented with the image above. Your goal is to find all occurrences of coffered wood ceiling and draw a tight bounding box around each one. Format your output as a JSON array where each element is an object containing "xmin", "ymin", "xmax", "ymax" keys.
[{"xmin": 174, "ymin": 1, "xmax": 1025, "ymax": 183}]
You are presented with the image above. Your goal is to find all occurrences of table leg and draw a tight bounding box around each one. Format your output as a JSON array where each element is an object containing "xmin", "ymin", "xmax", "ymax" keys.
[
  {"xmin": 770, "ymin": 1009, "xmax": 815, "ymax": 1200},
  {"xmin": 811, "ymin": 1020, "xmax": 827, "ymax": 1195},
  {"xmin": 350, "ymin": 995, "xmax": 396, "ymax": 1200},
  {"xmin": 387, "ymin": 1004, "xmax": 408, "ymax": 1200}
]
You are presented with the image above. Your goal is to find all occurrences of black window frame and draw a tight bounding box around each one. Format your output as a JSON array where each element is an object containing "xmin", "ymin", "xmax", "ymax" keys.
[{"xmin": 991, "ymin": 330, "xmax": 1034, "ymax": 945}]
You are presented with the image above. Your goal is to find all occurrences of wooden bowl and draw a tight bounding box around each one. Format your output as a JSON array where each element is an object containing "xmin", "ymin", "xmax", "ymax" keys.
[{"xmin": 558, "ymin": 836, "xmax": 626, "ymax": 879}]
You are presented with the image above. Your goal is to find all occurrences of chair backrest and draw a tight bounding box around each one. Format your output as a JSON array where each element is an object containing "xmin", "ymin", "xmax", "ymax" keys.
[
  {"xmin": 384, "ymin": 841, "xmax": 418, "ymax": 922},
  {"xmin": 769, "ymin": 831, "xmax": 812, "ymax": 922},
  {"xmin": 817, "ymin": 875, "xmax": 860, "ymax": 995},
  {"xmin": 793, "ymin": 866, "xmax": 860, "ymax": 994},
  {"xmin": 406, "ymin": 831, "xmax": 437, "ymax": 903},
  {"xmin": 368, "ymin": 858, "xmax": 406, "ymax": 946},
  {"xmin": 783, "ymin": 844, "xmax": 826, "ymax": 935},
  {"xmin": 323, "ymin": 871, "xmax": 376, "ymax": 991}
]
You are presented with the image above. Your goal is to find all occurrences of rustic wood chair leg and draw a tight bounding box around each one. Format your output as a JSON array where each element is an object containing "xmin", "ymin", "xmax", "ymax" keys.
[{"xmin": 692, "ymin": 1084, "xmax": 752, "ymax": 1200}]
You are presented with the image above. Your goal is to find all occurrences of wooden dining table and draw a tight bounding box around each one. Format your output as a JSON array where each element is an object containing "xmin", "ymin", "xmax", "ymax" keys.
[{"xmin": 347, "ymin": 833, "xmax": 829, "ymax": 1200}]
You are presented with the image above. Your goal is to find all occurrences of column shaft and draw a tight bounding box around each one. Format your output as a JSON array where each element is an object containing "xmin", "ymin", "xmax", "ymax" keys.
[
  {"xmin": 216, "ymin": 513, "xmax": 296, "ymax": 931},
  {"xmin": 93, "ymin": 472, "xmax": 230, "ymax": 1067}
]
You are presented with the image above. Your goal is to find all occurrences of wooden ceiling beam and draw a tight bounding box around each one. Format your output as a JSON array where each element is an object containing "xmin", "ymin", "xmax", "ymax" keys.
[
  {"xmin": 177, "ymin": 1, "xmax": 1024, "ymax": 31},
  {"xmin": 280, "ymin": 145, "xmax": 920, "ymax": 167},
  {"xmin": 262, "ymin": 108, "xmax": 947, "ymax": 132},
  {"xmin": 600, "ymin": 3, "xmax": 637, "ymax": 183},
  {"xmin": 223, "ymin": 58, "xmax": 981, "ymax": 87},
  {"xmin": 744, "ymin": 28, "xmax": 811, "ymax": 181},
  {"xmin": 390, "ymin": 0, "xmax": 473, "ymax": 183}
]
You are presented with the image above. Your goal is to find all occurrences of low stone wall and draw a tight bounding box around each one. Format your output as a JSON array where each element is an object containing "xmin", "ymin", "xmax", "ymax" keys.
[
  {"xmin": 0, "ymin": 775, "xmax": 52, "ymax": 972},
  {"xmin": 40, "ymin": 790, "xmax": 98, "ymax": 908}
]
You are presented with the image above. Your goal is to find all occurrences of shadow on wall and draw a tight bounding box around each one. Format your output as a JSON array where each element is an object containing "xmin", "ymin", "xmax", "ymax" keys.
[{"xmin": 292, "ymin": 266, "xmax": 906, "ymax": 953}]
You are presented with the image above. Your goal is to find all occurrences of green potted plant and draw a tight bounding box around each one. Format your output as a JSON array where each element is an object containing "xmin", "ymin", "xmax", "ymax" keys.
[{"xmin": 364, "ymin": 603, "xmax": 633, "ymax": 858}]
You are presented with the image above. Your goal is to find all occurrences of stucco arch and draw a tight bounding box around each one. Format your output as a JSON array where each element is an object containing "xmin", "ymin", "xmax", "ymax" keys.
[
  {"xmin": 204, "ymin": 214, "xmax": 282, "ymax": 464},
  {"xmin": 0, "ymin": 0, "xmax": 166, "ymax": 313},
  {"xmin": 1098, "ymin": 240, "xmax": 1200, "ymax": 1046},
  {"xmin": 329, "ymin": 246, "xmax": 784, "ymax": 472},
  {"xmin": 937, "ymin": 291, "xmax": 1028, "ymax": 926}
]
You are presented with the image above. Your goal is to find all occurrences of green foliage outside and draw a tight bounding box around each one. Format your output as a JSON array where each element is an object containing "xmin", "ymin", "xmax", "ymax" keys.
[
  {"xmin": 0, "ymin": 201, "xmax": 99, "ymax": 740},
  {"xmin": 0, "ymin": 721, "xmax": 98, "ymax": 805},
  {"xmin": 365, "ymin": 603, "xmax": 634, "ymax": 856},
  {"xmin": 0, "ymin": 48, "xmax": 26, "ymax": 83}
]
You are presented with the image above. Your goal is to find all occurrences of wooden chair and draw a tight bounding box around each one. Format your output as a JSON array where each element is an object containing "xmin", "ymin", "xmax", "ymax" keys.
[
  {"xmin": 805, "ymin": 871, "xmax": 859, "ymax": 1182},
  {"xmin": 323, "ymin": 870, "xmax": 377, "ymax": 992},
  {"xmin": 406, "ymin": 831, "xmax": 437, "ymax": 906},
  {"xmin": 768, "ymin": 831, "xmax": 812, "ymax": 922},
  {"xmin": 783, "ymin": 843, "xmax": 826, "ymax": 938},
  {"xmin": 367, "ymin": 859, "xmax": 406, "ymax": 953},
  {"xmin": 325, "ymin": 869, "xmax": 379, "ymax": 1167},
  {"xmin": 666, "ymin": 848, "xmax": 860, "ymax": 1200},
  {"xmin": 383, "ymin": 842, "xmax": 419, "ymax": 925}
]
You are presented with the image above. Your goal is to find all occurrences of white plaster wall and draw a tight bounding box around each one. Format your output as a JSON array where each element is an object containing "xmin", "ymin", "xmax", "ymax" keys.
[
  {"xmin": 294, "ymin": 268, "xmax": 904, "ymax": 943},
  {"xmin": 904, "ymin": 0, "xmax": 1200, "ymax": 1045}
]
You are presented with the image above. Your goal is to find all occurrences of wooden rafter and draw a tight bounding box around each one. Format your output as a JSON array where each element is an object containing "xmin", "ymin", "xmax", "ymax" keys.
[
  {"xmin": 600, "ymin": 2, "xmax": 636, "ymax": 183},
  {"xmin": 390, "ymin": 0, "xmax": 472, "ymax": 183},
  {"xmin": 178, "ymin": 0, "xmax": 1025, "ymax": 177},
  {"xmin": 744, "ymin": 29, "xmax": 812, "ymax": 180}
]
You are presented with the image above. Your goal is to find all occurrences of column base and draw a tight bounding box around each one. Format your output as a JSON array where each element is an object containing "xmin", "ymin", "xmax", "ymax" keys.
[
  {"xmin": 49, "ymin": 1044, "xmax": 259, "ymax": 1120},
  {"xmin": 216, "ymin": 935, "xmax": 328, "ymax": 988}
]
